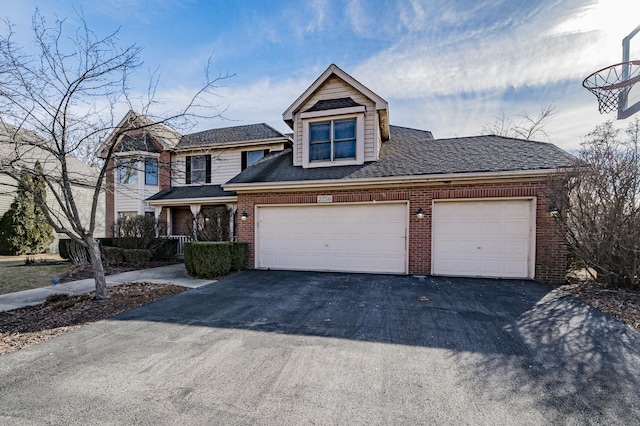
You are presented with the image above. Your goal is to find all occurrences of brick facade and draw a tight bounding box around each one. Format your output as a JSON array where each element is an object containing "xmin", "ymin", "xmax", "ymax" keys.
[{"xmin": 236, "ymin": 180, "xmax": 567, "ymax": 284}]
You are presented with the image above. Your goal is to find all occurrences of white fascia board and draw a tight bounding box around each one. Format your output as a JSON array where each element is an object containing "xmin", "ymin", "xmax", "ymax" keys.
[
  {"xmin": 224, "ymin": 169, "xmax": 565, "ymax": 192},
  {"xmin": 171, "ymin": 137, "xmax": 290, "ymax": 153},
  {"xmin": 283, "ymin": 64, "xmax": 388, "ymax": 122},
  {"xmin": 299, "ymin": 106, "xmax": 366, "ymax": 119},
  {"xmin": 145, "ymin": 196, "xmax": 238, "ymax": 207},
  {"xmin": 113, "ymin": 151, "xmax": 160, "ymax": 158}
]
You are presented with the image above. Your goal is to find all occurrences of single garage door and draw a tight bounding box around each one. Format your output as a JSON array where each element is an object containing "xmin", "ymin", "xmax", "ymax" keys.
[
  {"xmin": 256, "ymin": 203, "xmax": 407, "ymax": 274},
  {"xmin": 432, "ymin": 199, "xmax": 535, "ymax": 279}
]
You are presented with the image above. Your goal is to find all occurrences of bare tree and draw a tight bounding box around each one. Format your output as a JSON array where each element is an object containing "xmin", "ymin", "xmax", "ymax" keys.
[
  {"xmin": 483, "ymin": 104, "xmax": 556, "ymax": 141},
  {"xmin": 0, "ymin": 9, "xmax": 229, "ymax": 298},
  {"xmin": 549, "ymin": 119, "xmax": 640, "ymax": 289}
]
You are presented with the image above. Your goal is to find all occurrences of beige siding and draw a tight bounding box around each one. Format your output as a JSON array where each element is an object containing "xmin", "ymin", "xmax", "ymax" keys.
[
  {"xmin": 115, "ymin": 185, "xmax": 141, "ymax": 212},
  {"xmin": 213, "ymin": 150, "xmax": 242, "ymax": 185},
  {"xmin": 294, "ymin": 76, "xmax": 377, "ymax": 166},
  {"xmin": 0, "ymin": 174, "xmax": 16, "ymax": 217},
  {"xmin": 174, "ymin": 143, "xmax": 286, "ymax": 186}
]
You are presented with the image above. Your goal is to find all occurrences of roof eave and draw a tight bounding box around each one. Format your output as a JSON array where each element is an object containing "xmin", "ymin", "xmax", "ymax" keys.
[
  {"xmin": 224, "ymin": 168, "xmax": 568, "ymax": 192},
  {"xmin": 172, "ymin": 136, "xmax": 291, "ymax": 152},
  {"xmin": 145, "ymin": 196, "xmax": 238, "ymax": 206},
  {"xmin": 282, "ymin": 64, "xmax": 388, "ymax": 124}
]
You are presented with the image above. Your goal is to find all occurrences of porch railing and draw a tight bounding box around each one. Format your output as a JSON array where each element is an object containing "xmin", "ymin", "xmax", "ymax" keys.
[
  {"xmin": 168, "ymin": 235, "xmax": 193, "ymax": 256},
  {"xmin": 168, "ymin": 235, "xmax": 238, "ymax": 256}
]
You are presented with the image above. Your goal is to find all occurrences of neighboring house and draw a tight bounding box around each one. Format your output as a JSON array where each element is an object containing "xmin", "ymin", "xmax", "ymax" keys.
[
  {"xmin": 224, "ymin": 64, "xmax": 575, "ymax": 284},
  {"xmin": 104, "ymin": 64, "xmax": 573, "ymax": 283},
  {"xmin": 0, "ymin": 124, "xmax": 106, "ymax": 252}
]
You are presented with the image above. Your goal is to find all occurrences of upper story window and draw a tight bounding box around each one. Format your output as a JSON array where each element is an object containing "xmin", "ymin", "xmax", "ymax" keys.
[
  {"xmin": 241, "ymin": 149, "xmax": 269, "ymax": 170},
  {"xmin": 144, "ymin": 158, "xmax": 158, "ymax": 186},
  {"xmin": 117, "ymin": 159, "xmax": 138, "ymax": 185},
  {"xmin": 186, "ymin": 154, "xmax": 211, "ymax": 184},
  {"xmin": 310, "ymin": 119, "xmax": 356, "ymax": 162}
]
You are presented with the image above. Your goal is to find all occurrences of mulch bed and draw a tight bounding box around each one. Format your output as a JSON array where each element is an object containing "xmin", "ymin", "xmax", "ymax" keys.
[
  {"xmin": 559, "ymin": 281, "xmax": 640, "ymax": 332},
  {"xmin": 0, "ymin": 282, "xmax": 187, "ymax": 356}
]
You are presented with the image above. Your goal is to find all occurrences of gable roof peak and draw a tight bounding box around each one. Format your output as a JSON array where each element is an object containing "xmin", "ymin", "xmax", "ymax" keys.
[{"xmin": 282, "ymin": 64, "xmax": 388, "ymax": 126}]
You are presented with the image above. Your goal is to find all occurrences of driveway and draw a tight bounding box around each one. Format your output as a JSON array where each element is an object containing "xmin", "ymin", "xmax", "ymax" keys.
[{"xmin": 1, "ymin": 270, "xmax": 639, "ymax": 424}]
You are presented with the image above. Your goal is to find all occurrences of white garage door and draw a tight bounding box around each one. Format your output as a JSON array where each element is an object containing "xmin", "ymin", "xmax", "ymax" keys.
[
  {"xmin": 257, "ymin": 203, "xmax": 407, "ymax": 274},
  {"xmin": 432, "ymin": 200, "xmax": 535, "ymax": 279}
]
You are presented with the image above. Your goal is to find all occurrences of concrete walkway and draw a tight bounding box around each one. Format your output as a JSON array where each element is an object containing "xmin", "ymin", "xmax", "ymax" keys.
[{"xmin": 0, "ymin": 263, "xmax": 212, "ymax": 312}]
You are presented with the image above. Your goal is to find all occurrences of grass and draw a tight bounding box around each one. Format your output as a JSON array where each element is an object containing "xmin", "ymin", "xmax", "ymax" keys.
[{"xmin": 0, "ymin": 254, "xmax": 70, "ymax": 295}]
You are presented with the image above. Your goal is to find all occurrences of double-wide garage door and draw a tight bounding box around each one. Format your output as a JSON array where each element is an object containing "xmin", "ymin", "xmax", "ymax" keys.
[
  {"xmin": 432, "ymin": 200, "xmax": 535, "ymax": 279},
  {"xmin": 256, "ymin": 203, "xmax": 407, "ymax": 274}
]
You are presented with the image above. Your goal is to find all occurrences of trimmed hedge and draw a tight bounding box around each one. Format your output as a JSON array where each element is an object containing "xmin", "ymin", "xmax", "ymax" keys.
[
  {"xmin": 101, "ymin": 246, "xmax": 125, "ymax": 266},
  {"xmin": 184, "ymin": 242, "xmax": 248, "ymax": 279},
  {"xmin": 58, "ymin": 238, "xmax": 113, "ymax": 259},
  {"xmin": 123, "ymin": 249, "xmax": 152, "ymax": 266}
]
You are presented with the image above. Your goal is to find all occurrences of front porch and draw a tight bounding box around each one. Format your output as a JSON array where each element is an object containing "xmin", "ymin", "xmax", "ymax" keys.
[{"xmin": 145, "ymin": 185, "xmax": 239, "ymax": 255}]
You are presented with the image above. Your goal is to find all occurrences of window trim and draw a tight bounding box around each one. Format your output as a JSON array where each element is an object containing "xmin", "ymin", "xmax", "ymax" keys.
[
  {"xmin": 302, "ymin": 112, "xmax": 365, "ymax": 168},
  {"xmin": 116, "ymin": 159, "xmax": 138, "ymax": 185},
  {"xmin": 185, "ymin": 154, "xmax": 211, "ymax": 185},
  {"xmin": 241, "ymin": 149, "xmax": 269, "ymax": 171},
  {"xmin": 144, "ymin": 157, "xmax": 158, "ymax": 186}
]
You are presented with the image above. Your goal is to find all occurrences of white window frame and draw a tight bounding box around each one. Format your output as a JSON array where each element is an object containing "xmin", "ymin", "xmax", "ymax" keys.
[
  {"xmin": 301, "ymin": 111, "xmax": 365, "ymax": 169},
  {"xmin": 144, "ymin": 157, "xmax": 159, "ymax": 186},
  {"xmin": 117, "ymin": 159, "xmax": 138, "ymax": 185},
  {"xmin": 190, "ymin": 155, "xmax": 207, "ymax": 184}
]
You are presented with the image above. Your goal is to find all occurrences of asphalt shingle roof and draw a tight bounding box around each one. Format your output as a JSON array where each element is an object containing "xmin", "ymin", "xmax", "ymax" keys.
[
  {"xmin": 305, "ymin": 97, "xmax": 363, "ymax": 112},
  {"xmin": 146, "ymin": 185, "xmax": 235, "ymax": 201},
  {"xmin": 227, "ymin": 125, "xmax": 575, "ymax": 184},
  {"xmin": 176, "ymin": 123, "xmax": 288, "ymax": 149}
]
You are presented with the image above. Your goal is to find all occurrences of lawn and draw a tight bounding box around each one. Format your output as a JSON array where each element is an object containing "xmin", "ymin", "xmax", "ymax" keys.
[{"xmin": 0, "ymin": 254, "xmax": 70, "ymax": 295}]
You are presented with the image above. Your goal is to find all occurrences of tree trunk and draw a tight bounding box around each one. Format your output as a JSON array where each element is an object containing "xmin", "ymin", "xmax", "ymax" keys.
[{"xmin": 86, "ymin": 236, "xmax": 110, "ymax": 299}]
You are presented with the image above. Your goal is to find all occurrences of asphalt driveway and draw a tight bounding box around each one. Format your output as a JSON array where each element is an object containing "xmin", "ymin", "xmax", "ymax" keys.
[{"xmin": 1, "ymin": 270, "xmax": 639, "ymax": 424}]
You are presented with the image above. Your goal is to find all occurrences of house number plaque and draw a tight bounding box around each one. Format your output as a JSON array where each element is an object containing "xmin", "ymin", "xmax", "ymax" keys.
[{"xmin": 317, "ymin": 195, "xmax": 333, "ymax": 203}]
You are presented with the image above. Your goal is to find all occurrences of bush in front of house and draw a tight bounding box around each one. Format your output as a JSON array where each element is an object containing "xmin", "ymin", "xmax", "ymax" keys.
[
  {"xmin": 184, "ymin": 242, "xmax": 247, "ymax": 279},
  {"xmin": 123, "ymin": 249, "xmax": 152, "ymax": 266},
  {"xmin": 101, "ymin": 246, "xmax": 125, "ymax": 266}
]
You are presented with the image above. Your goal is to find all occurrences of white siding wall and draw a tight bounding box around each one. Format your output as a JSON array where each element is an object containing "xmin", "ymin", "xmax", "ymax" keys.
[
  {"xmin": 294, "ymin": 76, "xmax": 377, "ymax": 166},
  {"xmin": 115, "ymin": 185, "xmax": 141, "ymax": 213},
  {"xmin": 0, "ymin": 174, "xmax": 16, "ymax": 216},
  {"xmin": 172, "ymin": 143, "xmax": 286, "ymax": 187}
]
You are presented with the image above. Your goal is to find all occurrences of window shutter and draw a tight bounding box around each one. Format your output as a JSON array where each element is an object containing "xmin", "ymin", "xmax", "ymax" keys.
[
  {"xmin": 241, "ymin": 151, "xmax": 247, "ymax": 171},
  {"xmin": 185, "ymin": 156, "xmax": 191, "ymax": 184},
  {"xmin": 205, "ymin": 155, "xmax": 212, "ymax": 184}
]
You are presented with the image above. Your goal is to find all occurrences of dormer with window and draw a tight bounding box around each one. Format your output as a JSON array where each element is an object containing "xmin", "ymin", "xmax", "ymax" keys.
[{"xmin": 283, "ymin": 64, "xmax": 390, "ymax": 169}]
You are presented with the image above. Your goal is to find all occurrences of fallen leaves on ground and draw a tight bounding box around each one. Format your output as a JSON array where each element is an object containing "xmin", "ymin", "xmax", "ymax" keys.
[
  {"xmin": 0, "ymin": 282, "xmax": 187, "ymax": 356},
  {"xmin": 559, "ymin": 281, "xmax": 640, "ymax": 332}
]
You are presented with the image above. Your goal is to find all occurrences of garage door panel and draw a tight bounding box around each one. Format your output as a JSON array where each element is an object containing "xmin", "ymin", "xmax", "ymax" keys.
[
  {"xmin": 433, "ymin": 200, "xmax": 534, "ymax": 279},
  {"xmin": 257, "ymin": 204, "xmax": 407, "ymax": 274}
]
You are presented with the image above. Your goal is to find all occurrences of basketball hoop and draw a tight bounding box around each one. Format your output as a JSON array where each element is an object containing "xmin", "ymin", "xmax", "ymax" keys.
[{"xmin": 582, "ymin": 60, "xmax": 640, "ymax": 114}]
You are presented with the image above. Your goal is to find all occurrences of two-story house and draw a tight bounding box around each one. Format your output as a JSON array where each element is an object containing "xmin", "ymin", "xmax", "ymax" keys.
[
  {"xmin": 104, "ymin": 64, "xmax": 574, "ymax": 283},
  {"xmin": 99, "ymin": 112, "xmax": 291, "ymax": 252}
]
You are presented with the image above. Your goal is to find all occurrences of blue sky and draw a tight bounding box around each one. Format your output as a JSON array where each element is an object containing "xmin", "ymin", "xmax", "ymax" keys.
[{"xmin": 2, "ymin": 0, "xmax": 639, "ymax": 150}]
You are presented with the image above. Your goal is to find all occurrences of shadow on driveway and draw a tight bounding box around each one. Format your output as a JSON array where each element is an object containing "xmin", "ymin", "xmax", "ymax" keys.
[{"xmin": 114, "ymin": 269, "xmax": 640, "ymax": 423}]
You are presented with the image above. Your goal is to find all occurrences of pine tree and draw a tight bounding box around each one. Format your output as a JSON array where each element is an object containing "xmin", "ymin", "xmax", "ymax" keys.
[{"xmin": 0, "ymin": 166, "xmax": 54, "ymax": 255}]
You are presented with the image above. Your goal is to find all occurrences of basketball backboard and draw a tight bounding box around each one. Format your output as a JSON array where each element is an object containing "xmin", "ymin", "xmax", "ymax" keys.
[
  {"xmin": 620, "ymin": 25, "xmax": 640, "ymax": 119},
  {"xmin": 583, "ymin": 24, "xmax": 640, "ymax": 119}
]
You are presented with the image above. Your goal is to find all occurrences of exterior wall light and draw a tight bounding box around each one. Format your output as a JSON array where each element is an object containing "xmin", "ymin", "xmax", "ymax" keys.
[
  {"xmin": 241, "ymin": 211, "xmax": 248, "ymax": 221},
  {"xmin": 549, "ymin": 205, "xmax": 560, "ymax": 218},
  {"xmin": 416, "ymin": 208, "xmax": 425, "ymax": 219}
]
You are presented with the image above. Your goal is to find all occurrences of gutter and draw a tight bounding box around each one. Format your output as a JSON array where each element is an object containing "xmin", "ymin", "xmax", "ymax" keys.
[
  {"xmin": 145, "ymin": 196, "xmax": 238, "ymax": 207},
  {"xmin": 223, "ymin": 168, "xmax": 567, "ymax": 192}
]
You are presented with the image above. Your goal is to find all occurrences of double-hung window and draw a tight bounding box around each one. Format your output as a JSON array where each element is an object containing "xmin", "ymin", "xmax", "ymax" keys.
[
  {"xmin": 144, "ymin": 158, "xmax": 158, "ymax": 185},
  {"xmin": 186, "ymin": 155, "xmax": 211, "ymax": 184},
  {"xmin": 309, "ymin": 119, "xmax": 356, "ymax": 162},
  {"xmin": 117, "ymin": 159, "xmax": 138, "ymax": 184}
]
